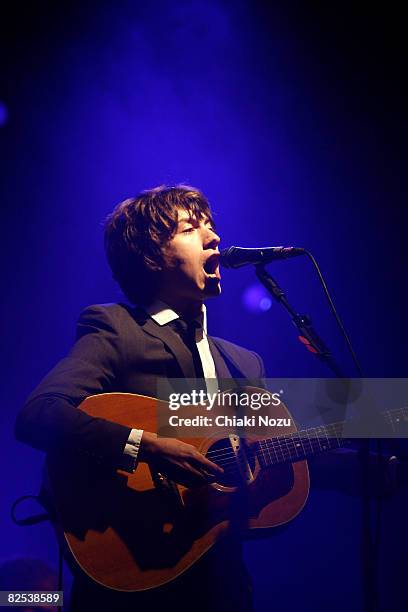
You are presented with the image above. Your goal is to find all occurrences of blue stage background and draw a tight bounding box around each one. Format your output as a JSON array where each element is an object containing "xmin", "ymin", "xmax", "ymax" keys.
[{"xmin": 1, "ymin": 2, "xmax": 406, "ymax": 610}]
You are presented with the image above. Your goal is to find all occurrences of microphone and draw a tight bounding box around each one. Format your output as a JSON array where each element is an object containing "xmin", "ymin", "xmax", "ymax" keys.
[{"xmin": 219, "ymin": 245, "xmax": 306, "ymax": 269}]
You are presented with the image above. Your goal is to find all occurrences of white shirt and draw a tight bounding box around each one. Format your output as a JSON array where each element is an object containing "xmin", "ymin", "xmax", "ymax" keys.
[{"xmin": 122, "ymin": 300, "xmax": 218, "ymax": 471}]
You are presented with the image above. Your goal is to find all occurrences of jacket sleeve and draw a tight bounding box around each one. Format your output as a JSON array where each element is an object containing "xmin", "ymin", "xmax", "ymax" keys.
[{"xmin": 15, "ymin": 304, "xmax": 132, "ymax": 466}]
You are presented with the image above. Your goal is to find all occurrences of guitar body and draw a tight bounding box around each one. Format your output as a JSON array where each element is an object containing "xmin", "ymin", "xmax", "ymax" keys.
[{"xmin": 47, "ymin": 389, "xmax": 309, "ymax": 591}]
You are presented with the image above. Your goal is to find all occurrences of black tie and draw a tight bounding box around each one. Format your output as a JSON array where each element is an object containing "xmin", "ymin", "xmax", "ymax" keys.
[{"xmin": 169, "ymin": 318, "xmax": 205, "ymax": 381}]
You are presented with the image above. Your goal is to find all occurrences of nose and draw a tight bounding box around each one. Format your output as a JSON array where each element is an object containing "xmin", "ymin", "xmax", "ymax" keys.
[{"xmin": 203, "ymin": 225, "xmax": 220, "ymax": 250}]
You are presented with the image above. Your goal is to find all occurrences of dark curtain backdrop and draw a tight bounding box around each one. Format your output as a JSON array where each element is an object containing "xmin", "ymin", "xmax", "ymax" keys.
[{"xmin": 1, "ymin": 2, "xmax": 407, "ymax": 611}]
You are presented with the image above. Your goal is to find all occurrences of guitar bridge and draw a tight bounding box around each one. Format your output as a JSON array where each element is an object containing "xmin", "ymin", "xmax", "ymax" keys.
[{"xmin": 229, "ymin": 434, "xmax": 254, "ymax": 483}]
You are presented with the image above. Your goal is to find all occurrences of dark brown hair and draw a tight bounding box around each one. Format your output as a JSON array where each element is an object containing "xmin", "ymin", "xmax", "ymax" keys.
[{"xmin": 104, "ymin": 184, "xmax": 214, "ymax": 304}]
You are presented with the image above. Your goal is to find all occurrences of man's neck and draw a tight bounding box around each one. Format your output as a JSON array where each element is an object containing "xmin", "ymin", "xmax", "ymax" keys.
[{"xmin": 155, "ymin": 295, "xmax": 204, "ymax": 321}]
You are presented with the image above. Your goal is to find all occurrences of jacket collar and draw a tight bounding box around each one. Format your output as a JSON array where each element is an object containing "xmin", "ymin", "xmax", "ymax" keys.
[
  {"xmin": 130, "ymin": 301, "xmax": 230, "ymax": 380},
  {"xmin": 145, "ymin": 299, "xmax": 207, "ymax": 337}
]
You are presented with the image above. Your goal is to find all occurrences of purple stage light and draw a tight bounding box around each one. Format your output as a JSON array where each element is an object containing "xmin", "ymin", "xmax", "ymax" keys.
[
  {"xmin": 242, "ymin": 284, "xmax": 272, "ymax": 313},
  {"xmin": 0, "ymin": 101, "xmax": 8, "ymax": 127}
]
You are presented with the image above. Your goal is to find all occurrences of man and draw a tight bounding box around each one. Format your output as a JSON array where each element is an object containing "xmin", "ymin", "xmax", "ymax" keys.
[{"xmin": 15, "ymin": 185, "xmax": 265, "ymax": 611}]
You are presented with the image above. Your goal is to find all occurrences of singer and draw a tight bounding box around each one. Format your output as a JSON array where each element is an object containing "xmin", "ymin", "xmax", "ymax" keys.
[{"xmin": 15, "ymin": 184, "xmax": 266, "ymax": 612}]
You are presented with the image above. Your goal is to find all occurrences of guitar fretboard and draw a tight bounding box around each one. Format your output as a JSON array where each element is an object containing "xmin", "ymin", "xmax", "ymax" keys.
[
  {"xmin": 254, "ymin": 406, "xmax": 408, "ymax": 467},
  {"xmin": 255, "ymin": 422, "xmax": 344, "ymax": 467},
  {"xmin": 382, "ymin": 406, "xmax": 408, "ymax": 432}
]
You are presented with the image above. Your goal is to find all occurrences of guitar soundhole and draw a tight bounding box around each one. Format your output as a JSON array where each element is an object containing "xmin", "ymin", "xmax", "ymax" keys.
[{"xmin": 205, "ymin": 438, "xmax": 255, "ymax": 487}]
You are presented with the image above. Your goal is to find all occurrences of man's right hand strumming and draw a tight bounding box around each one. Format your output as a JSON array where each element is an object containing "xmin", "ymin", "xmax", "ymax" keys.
[{"xmin": 139, "ymin": 431, "xmax": 224, "ymax": 488}]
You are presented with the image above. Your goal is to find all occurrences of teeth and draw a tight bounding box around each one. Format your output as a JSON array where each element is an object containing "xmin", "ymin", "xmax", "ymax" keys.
[{"xmin": 205, "ymin": 267, "xmax": 220, "ymax": 279}]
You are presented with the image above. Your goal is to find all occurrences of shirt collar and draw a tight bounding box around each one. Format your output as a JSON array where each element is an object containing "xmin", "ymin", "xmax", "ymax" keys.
[{"xmin": 144, "ymin": 299, "xmax": 207, "ymax": 335}]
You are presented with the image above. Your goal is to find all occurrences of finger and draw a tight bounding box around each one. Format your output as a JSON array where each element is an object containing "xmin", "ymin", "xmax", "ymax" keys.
[
  {"xmin": 192, "ymin": 452, "xmax": 224, "ymax": 474},
  {"xmin": 182, "ymin": 462, "xmax": 209, "ymax": 483},
  {"xmin": 199, "ymin": 468, "xmax": 221, "ymax": 482}
]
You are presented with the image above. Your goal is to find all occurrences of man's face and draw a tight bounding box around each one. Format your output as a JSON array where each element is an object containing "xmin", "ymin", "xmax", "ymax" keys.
[{"xmin": 159, "ymin": 209, "xmax": 221, "ymax": 304}]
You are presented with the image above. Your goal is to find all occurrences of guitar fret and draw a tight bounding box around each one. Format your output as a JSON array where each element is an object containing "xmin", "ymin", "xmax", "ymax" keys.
[
  {"xmin": 259, "ymin": 440, "xmax": 264, "ymax": 466},
  {"xmin": 305, "ymin": 428, "xmax": 313, "ymax": 456},
  {"xmin": 383, "ymin": 406, "xmax": 407, "ymax": 432},
  {"xmin": 255, "ymin": 405, "xmax": 407, "ymax": 469},
  {"xmin": 265, "ymin": 439, "xmax": 273, "ymax": 466},
  {"xmin": 282, "ymin": 435, "xmax": 291, "ymax": 462},
  {"xmin": 255, "ymin": 422, "xmax": 345, "ymax": 467},
  {"xmin": 298, "ymin": 432, "xmax": 307, "ymax": 457},
  {"xmin": 292, "ymin": 435, "xmax": 301, "ymax": 459}
]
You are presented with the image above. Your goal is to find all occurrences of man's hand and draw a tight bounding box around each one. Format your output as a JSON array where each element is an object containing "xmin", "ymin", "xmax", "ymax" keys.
[{"xmin": 139, "ymin": 431, "xmax": 224, "ymax": 488}]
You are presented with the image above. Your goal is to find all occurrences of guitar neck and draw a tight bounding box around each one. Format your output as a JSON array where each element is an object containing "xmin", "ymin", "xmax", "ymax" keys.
[
  {"xmin": 254, "ymin": 406, "xmax": 408, "ymax": 468},
  {"xmin": 254, "ymin": 421, "xmax": 345, "ymax": 467},
  {"xmin": 382, "ymin": 405, "xmax": 408, "ymax": 432}
]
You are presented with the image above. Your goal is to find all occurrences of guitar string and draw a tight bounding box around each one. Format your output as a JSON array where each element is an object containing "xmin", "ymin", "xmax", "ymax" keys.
[
  {"xmin": 205, "ymin": 434, "xmax": 343, "ymax": 464},
  {"xmin": 204, "ymin": 406, "xmax": 406, "ymax": 461},
  {"xmin": 204, "ymin": 422, "xmax": 345, "ymax": 461},
  {"xmin": 207, "ymin": 438, "xmax": 343, "ymax": 476},
  {"xmin": 205, "ymin": 433, "xmax": 343, "ymax": 460},
  {"xmin": 206, "ymin": 441, "xmax": 332, "ymax": 464},
  {"xmin": 198, "ymin": 425, "xmax": 346, "ymax": 474},
  {"xmin": 217, "ymin": 408, "xmax": 403, "ymax": 468},
  {"xmin": 205, "ymin": 446, "xmax": 343, "ymax": 471},
  {"xmin": 205, "ymin": 433, "xmax": 341, "ymax": 460},
  {"xmin": 211, "ymin": 442, "xmax": 341, "ymax": 469},
  {"xmin": 200, "ymin": 407, "xmax": 407, "ymax": 473},
  {"xmin": 205, "ymin": 437, "xmax": 343, "ymax": 469}
]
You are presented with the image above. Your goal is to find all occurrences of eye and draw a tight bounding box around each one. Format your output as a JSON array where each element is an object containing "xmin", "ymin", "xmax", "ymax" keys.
[
  {"xmin": 182, "ymin": 226, "xmax": 195, "ymax": 233},
  {"xmin": 204, "ymin": 219, "xmax": 216, "ymax": 232}
]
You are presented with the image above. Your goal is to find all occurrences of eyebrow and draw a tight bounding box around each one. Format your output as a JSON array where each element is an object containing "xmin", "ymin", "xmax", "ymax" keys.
[{"xmin": 177, "ymin": 215, "xmax": 216, "ymax": 227}]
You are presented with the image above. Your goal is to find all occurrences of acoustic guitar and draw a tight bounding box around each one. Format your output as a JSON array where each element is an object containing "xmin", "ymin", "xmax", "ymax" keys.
[{"xmin": 46, "ymin": 387, "xmax": 405, "ymax": 591}]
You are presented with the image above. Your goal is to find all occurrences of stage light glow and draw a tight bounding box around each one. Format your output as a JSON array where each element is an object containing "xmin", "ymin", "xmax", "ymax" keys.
[
  {"xmin": 259, "ymin": 297, "xmax": 272, "ymax": 311},
  {"xmin": 242, "ymin": 284, "xmax": 272, "ymax": 313},
  {"xmin": 0, "ymin": 101, "xmax": 8, "ymax": 127}
]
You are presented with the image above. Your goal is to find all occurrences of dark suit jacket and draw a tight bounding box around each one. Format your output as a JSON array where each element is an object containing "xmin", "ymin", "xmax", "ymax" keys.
[{"xmin": 15, "ymin": 303, "xmax": 265, "ymax": 467}]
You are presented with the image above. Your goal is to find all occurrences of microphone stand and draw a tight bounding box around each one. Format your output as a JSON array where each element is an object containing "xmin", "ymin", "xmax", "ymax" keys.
[
  {"xmin": 255, "ymin": 265, "xmax": 344, "ymax": 377},
  {"xmin": 255, "ymin": 264, "xmax": 379, "ymax": 612}
]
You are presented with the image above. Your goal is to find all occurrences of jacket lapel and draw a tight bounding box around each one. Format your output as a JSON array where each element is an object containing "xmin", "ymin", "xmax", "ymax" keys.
[
  {"xmin": 140, "ymin": 317, "xmax": 197, "ymax": 380},
  {"xmin": 207, "ymin": 336, "xmax": 232, "ymax": 379},
  {"xmin": 209, "ymin": 336, "xmax": 251, "ymax": 392},
  {"xmin": 128, "ymin": 305, "xmax": 239, "ymax": 383}
]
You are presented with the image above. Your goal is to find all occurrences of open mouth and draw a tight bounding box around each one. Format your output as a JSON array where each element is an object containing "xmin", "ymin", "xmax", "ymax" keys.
[{"xmin": 203, "ymin": 253, "xmax": 221, "ymax": 279}]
